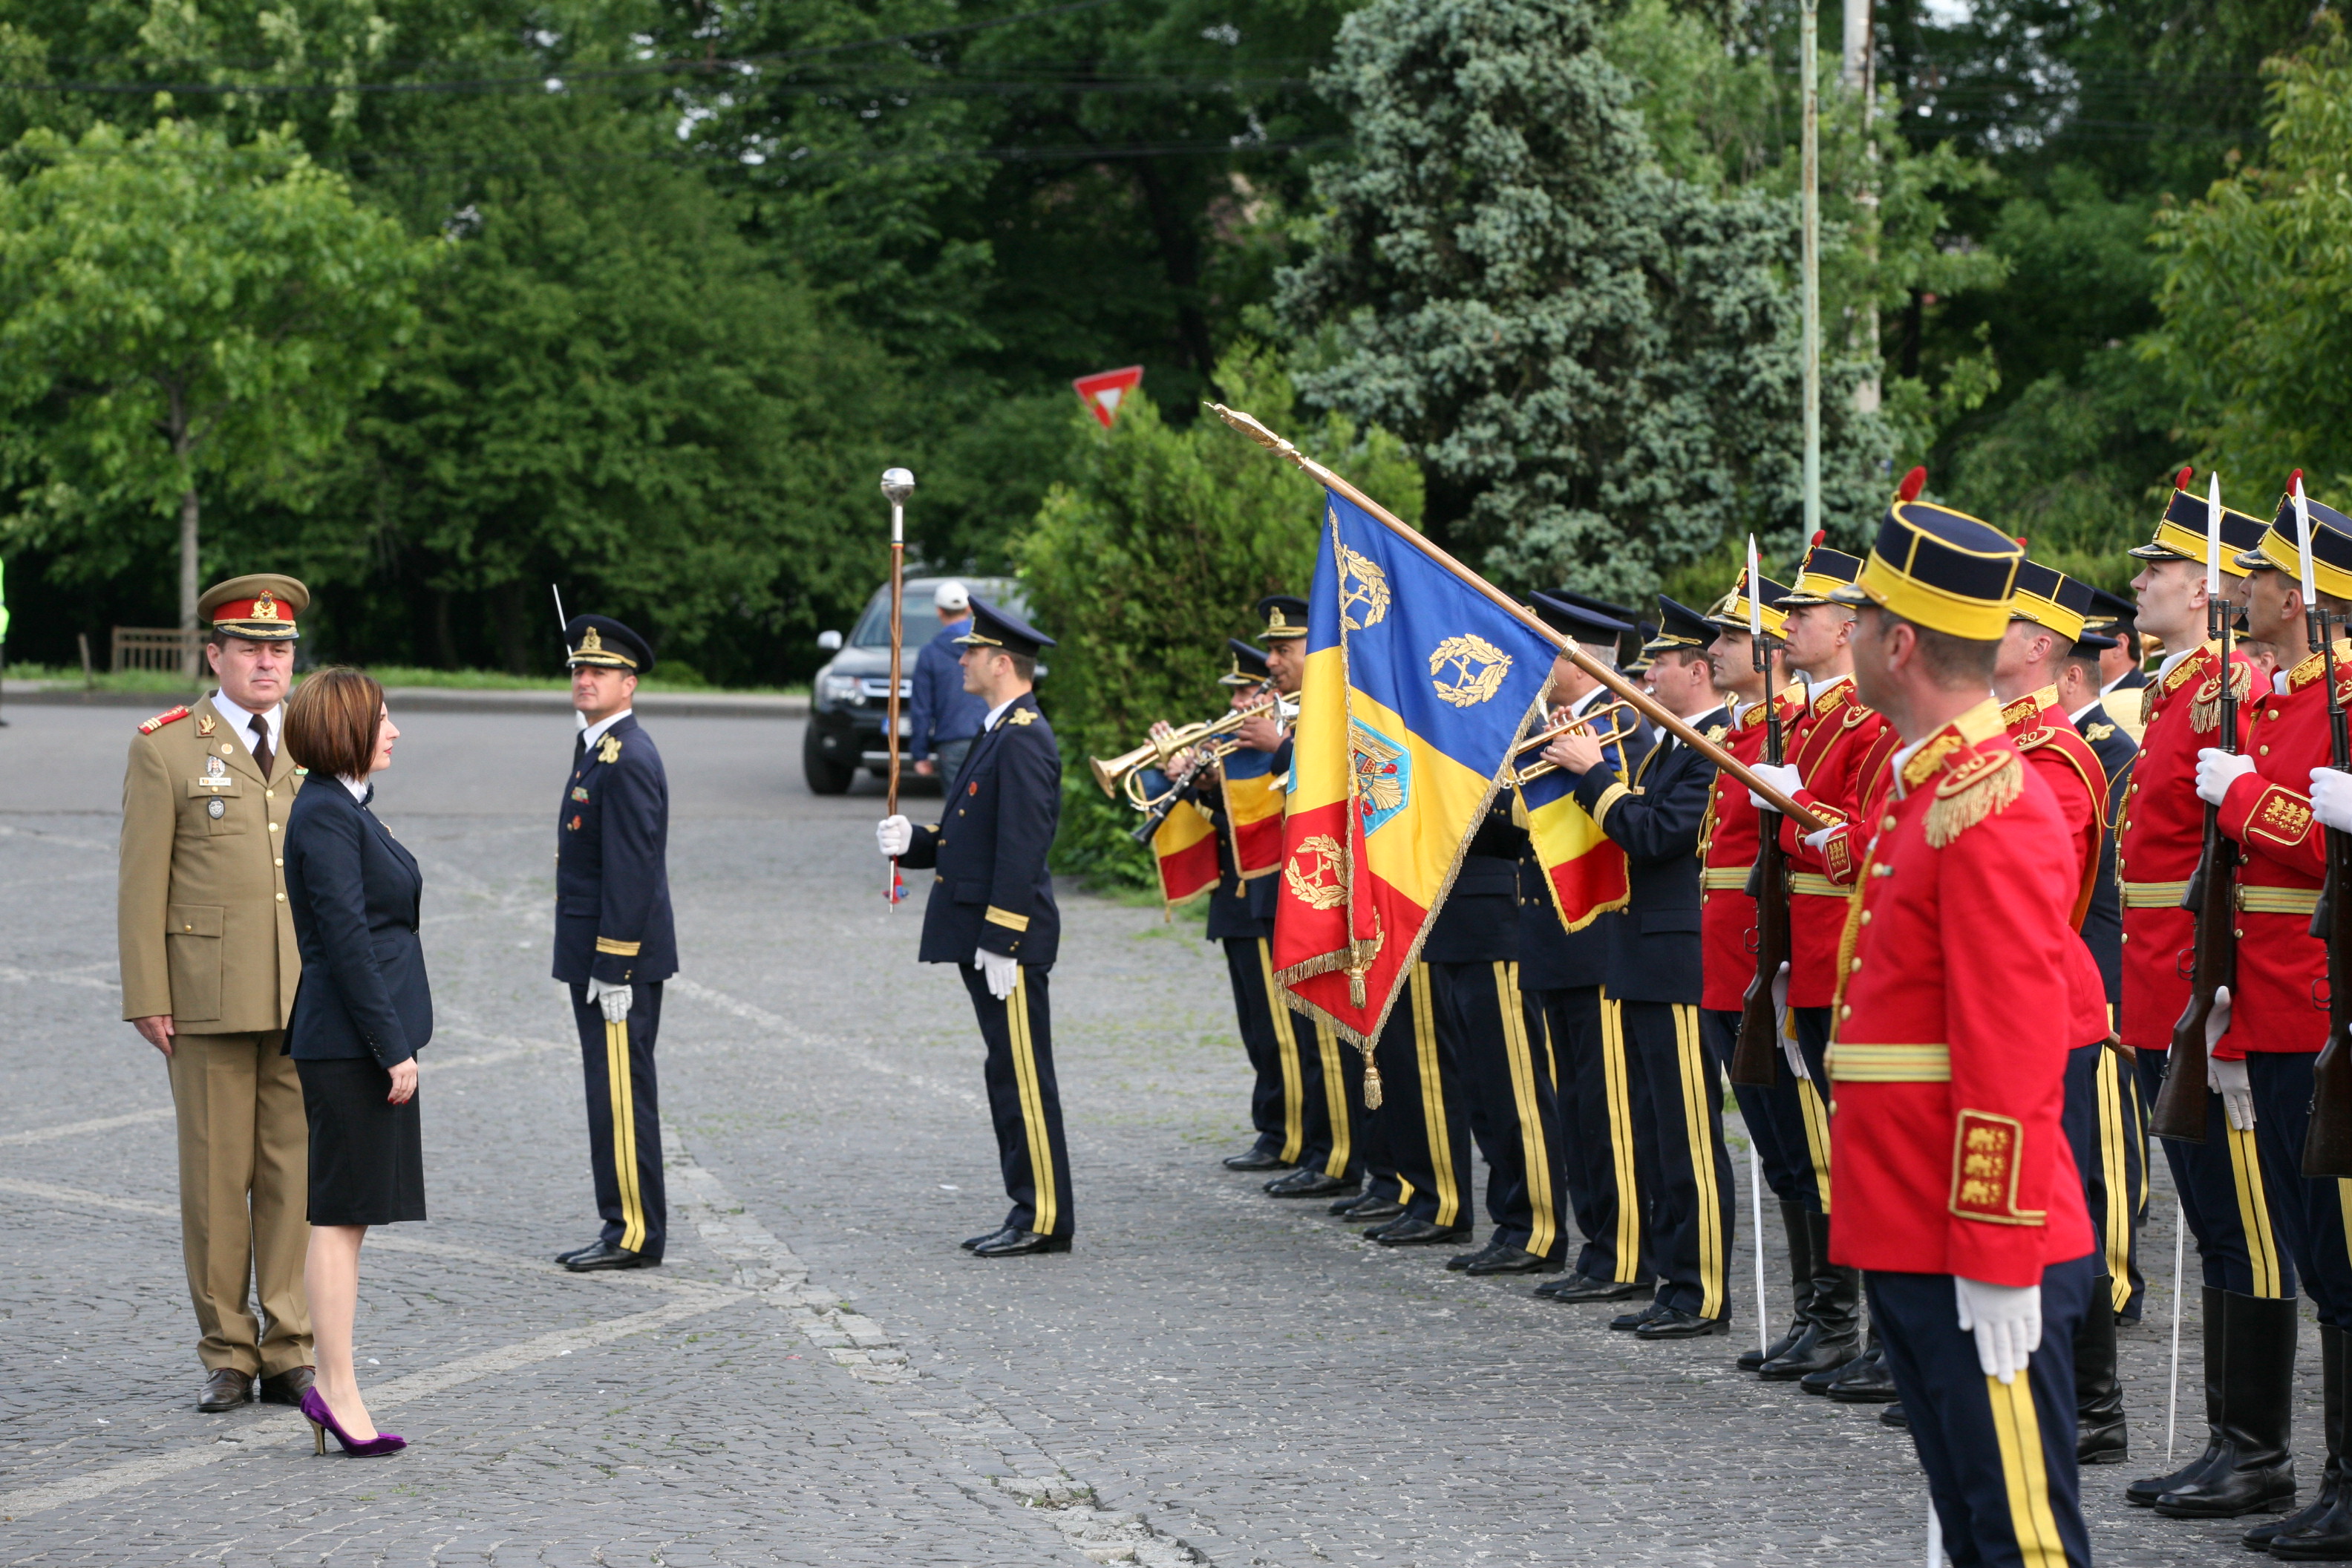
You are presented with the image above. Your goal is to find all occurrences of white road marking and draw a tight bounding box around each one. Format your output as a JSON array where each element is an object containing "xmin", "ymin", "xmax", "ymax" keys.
[
  {"xmin": 0, "ymin": 1290, "xmax": 745, "ymax": 1520},
  {"xmin": 0, "ymin": 965, "xmax": 118, "ymax": 993},
  {"xmin": 0, "ymin": 1107, "xmax": 172, "ymax": 1146}
]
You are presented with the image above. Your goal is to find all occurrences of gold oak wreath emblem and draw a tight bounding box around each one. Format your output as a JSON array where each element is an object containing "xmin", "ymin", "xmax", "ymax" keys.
[
  {"xmin": 1337, "ymin": 544, "xmax": 1391, "ymax": 632},
  {"xmin": 1429, "ymin": 634, "xmax": 1513, "ymax": 708},
  {"xmin": 1285, "ymin": 833, "xmax": 1349, "ymax": 910}
]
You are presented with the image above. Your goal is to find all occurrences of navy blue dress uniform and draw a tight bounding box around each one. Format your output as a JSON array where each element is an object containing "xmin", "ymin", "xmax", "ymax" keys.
[
  {"xmin": 892, "ymin": 598, "xmax": 1075, "ymax": 1255},
  {"xmin": 1568, "ymin": 603, "xmax": 1737, "ymax": 1339},
  {"xmin": 552, "ymin": 616, "xmax": 677, "ymax": 1271},
  {"xmin": 1517, "ymin": 593, "xmax": 1659, "ymax": 1304}
]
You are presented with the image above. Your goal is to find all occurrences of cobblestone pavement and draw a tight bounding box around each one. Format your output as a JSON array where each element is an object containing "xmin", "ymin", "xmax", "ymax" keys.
[{"xmin": 0, "ymin": 702, "xmax": 2308, "ymax": 1564}]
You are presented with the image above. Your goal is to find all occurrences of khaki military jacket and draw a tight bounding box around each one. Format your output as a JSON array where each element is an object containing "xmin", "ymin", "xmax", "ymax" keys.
[{"xmin": 117, "ymin": 694, "xmax": 303, "ymax": 1032}]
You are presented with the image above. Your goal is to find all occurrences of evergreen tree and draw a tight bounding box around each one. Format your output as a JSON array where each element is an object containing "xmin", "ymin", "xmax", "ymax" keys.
[{"xmin": 1276, "ymin": 0, "xmax": 1889, "ymax": 600}]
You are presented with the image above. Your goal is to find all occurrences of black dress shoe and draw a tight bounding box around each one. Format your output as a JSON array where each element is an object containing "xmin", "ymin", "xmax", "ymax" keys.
[
  {"xmin": 564, "ymin": 1240, "xmax": 653, "ymax": 1272},
  {"xmin": 1541, "ymin": 1273, "xmax": 1654, "ymax": 1303},
  {"xmin": 258, "ymin": 1366, "xmax": 315, "ymax": 1406},
  {"xmin": 1612, "ymin": 1299, "xmax": 1668, "ymax": 1331},
  {"xmin": 1335, "ymin": 1197, "xmax": 1406, "ymax": 1222},
  {"xmin": 970, "ymin": 1228, "xmax": 1072, "ymax": 1257},
  {"xmin": 961, "ymin": 1228, "xmax": 1010, "ymax": 1251},
  {"xmin": 1223, "ymin": 1148, "xmax": 1292, "ymax": 1172},
  {"xmin": 1467, "ymin": 1248, "xmax": 1567, "ymax": 1277},
  {"xmin": 1369, "ymin": 1218, "xmax": 1471, "ymax": 1247},
  {"xmin": 198, "ymin": 1368, "xmax": 252, "ymax": 1412},
  {"xmin": 1826, "ymin": 1345, "xmax": 1902, "ymax": 1403},
  {"xmin": 1881, "ymin": 1401, "xmax": 1909, "ymax": 1428},
  {"xmin": 1635, "ymin": 1307, "xmax": 1728, "ymax": 1340},
  {"xmin": 554, "ymin": 1238, "xmax": 607, "ymax": 1265},
  {"xmin": 1447, "ymin": 1241, "xmax": 1509, "ymax": 1272},
  {"xmin": 1265, "ymin": 1169, "xmax": 1359, "ymax": 1198}
]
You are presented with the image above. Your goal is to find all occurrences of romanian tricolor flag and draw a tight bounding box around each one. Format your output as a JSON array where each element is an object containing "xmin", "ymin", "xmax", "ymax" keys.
[
  {"xmin": 1221, "ymin": 744, "xmax": 1287, "ymax": 880},
  {"xmin": 1144, "ymin": 771, "xmax": 1221, "ymax": 912},
  {"xmin": 1515, "ymin": 722, "xmax": 1634, "ymax": 932},
  {"xmin": 1273, "ymin": 491, "xmax": 1555, "ymax": 1048}
]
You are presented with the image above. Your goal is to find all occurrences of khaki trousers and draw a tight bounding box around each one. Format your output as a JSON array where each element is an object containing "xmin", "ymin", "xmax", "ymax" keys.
[{"xmin": 166, "ymin": 1030, "xmax": 312, "ymax": 1374}]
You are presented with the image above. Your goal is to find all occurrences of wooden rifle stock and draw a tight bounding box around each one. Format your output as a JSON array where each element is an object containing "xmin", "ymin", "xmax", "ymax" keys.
[
  {"xmin": 2305, "ymin": 628, "xmax": 2352, "ymax": 1177},
  {"xmin": 1729, "ymin": 676, "xmax": 1790, "ymax": 1089},
  {"xmin": 2153, "ymin": 808, "xmax": 2232, "ymax": 1143}
]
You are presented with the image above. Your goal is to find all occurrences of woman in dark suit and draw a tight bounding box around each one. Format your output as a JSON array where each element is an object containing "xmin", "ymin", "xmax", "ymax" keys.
[{"xmin": 281, "ymin": 667, "xmax": 428, "ymax": 1457}]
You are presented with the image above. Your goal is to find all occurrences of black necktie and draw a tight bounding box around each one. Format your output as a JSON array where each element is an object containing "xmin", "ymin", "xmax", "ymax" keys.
[{"xmin": 249, "ymin": 713, "xmax": 274, "ymax": 778}]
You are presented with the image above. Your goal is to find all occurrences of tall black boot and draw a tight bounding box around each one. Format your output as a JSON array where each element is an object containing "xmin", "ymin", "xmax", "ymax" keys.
[
  {"xmin": 2129, "ymin": 1284, "xmax": 2225, "ymax": 1505},
  {"xmin": 2258, "ymin": 1324, "xmax": 2346, "ymax": 1557},
  {"xmin": 1742, "ymin": 1200, "xmax": 1814, "ymax": 1373},
  {"xmin": 2154, "ymin": 1291, "xmax": 2299, "ymax": 1518},
  {"xmin": 1765, "ymin": 1209, "xmax": 1862, "ymax": 1382},
  {"xmin": 2077, "ymin": 1274, "xmax": 2128, "ymax": 1464}
]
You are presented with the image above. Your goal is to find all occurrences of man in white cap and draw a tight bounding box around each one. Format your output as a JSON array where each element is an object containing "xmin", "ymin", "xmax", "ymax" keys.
[{"xmin": 912, "ymin": 580, "xmax": 987, "ymax": 784}]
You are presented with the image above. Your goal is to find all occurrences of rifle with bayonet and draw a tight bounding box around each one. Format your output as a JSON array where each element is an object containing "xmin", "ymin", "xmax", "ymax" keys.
[
  {"xmin": 2154, "ymin": 477, "xmax": 2241, "ymax": 1144},
  {"xmin": 1731, "ymin": 624, "xmax": 1793, "ymax": 1089},
  {"xmin": 2307, "ymin": 600, "xmax": 2352, "ymax": 1175}
]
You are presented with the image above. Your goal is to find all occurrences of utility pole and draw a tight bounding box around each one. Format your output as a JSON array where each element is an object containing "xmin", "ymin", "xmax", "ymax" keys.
[
  {"xmin": 1801, "ymin": 0, "xmax": 1822, "ymax": 539},
  {"xmin": 1846, "ymin": 0, "xmax": 1881, "ymax": 416}
]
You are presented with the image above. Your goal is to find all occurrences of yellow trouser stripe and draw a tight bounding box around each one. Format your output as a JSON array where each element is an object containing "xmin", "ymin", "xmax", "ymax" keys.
[
  {"xmin": 1411, "ymin": 967, "xmax": 1459, "ymax": 1227},
  {"xmin": 1673, "ymin": 1004, "xmax": 1728, "ymax": 1319},
  {"xmin": 1987, "ymin": 1373, "xmax": 2069, "ymax": 1565},
  {"xmin": 2094, "ymin": 1049, "xmax": 2132, "ymax": 1309},
  {"xmin": 604, "ymin": 1019, "xmax": 647, "ymax": 1253},
  {"xmin": 1540, "ymin": 1010, "xmax": 1561, "ymax": 1090},
  {"xmin": 2339, "ymin": 1180, "xmax": 2352, "ymax": 1286},
  {"xmin": 1601, "ymin": 998, "xmax": 1643, "ymax": 1281},
  {"xmin": 1259, "ymin": 939, "xmax": 1305, "ymax": 1163},
  {"xmin": 1315, "ymin": 1016, "xmax": 1350, "ymax": 1178},
  {"xmin": 1007, "ymin": 972, "xmax": 1057, "ymax": 1237},
  {"xmin": 1494, "ymin": 963, "xmax": 1556, "ymax": 1260},
  {"xmin": 1797, "ymin": 1074, "xmax": 1833, "ymax": 1213},
  {"xmin": 2227, "ymin": 1118, "xmax": 2285, "ymax": 1298}
]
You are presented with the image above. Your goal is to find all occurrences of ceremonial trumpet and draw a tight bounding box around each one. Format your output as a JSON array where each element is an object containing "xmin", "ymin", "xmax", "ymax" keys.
[
  {"xmin": 1090, "ymin": 694, "xmax": 1295, "ymax": 812},
  {"xmin": 1511, "ymin": 700, "xmax": 1636, "ymax": 785}
]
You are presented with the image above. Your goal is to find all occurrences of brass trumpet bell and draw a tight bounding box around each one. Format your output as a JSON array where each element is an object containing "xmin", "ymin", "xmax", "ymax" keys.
[
  {"xmin": 1088, "ymin": 694, "xmax": 1290, "ymax": 811},
  {"xmin": 1512, "ymin": 699, "xmax": 1636, "ymax": 785}
]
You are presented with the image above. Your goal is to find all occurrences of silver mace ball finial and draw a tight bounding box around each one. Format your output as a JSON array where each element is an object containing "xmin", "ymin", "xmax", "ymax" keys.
[{"xmin": 880, "ymin": 468, "xmax": 916, "ymax": 505}]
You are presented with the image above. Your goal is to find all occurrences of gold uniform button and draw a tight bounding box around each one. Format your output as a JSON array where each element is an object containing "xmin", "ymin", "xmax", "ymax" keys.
[
  {"xmin": 1840, "ymin": 1004, "xmax": 1853, "ymax": 1019},
  {"xmin": 265, "ymin": 789, "xmax": 274, "ymax": 800},
  {"xmin": 2121, "ymin": 932, "xmax": 2130, "ymax": 942},
  {"xmin": 2261, "ymin": 745, "xmax": 2271, "ymax": 755},
  {"xmin": 275, "ymin": 857, "xmax": 284, "ymax": 867},
  {"xmin": 1851, "ymin": 958, "xmax": 1863, "ymax": 973},
  {"xmin": 2235, "ymin": 928, "xmax": 2245, "ymax": 938},
  {"xmin": 275, "ymin": 892, "xmax": 287, "ymax": 903},
  {"xmin": 1881, "ymin": 816, "xmax": 1897, "ymax": 831},
  {"xmin": 268, "ymin": 822, "xmax": 278, "ymax": 832},
  {"xmin": 222, "ymin": 744, "xmax": 234, "ymax": 755},
  {"xmin": 1860, "ymin": 909, "xmax": 1872, "ymax": 924}
]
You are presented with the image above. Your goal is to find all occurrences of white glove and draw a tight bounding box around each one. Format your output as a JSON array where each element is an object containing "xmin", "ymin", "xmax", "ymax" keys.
[
  {"xmin": 877, "ymin": 814, "xmax": 912, "ymax": 857},
  {"xmin": 1747, "ymin": 762, "xmax": 1803, "ymax": 813},
  {"xmin": 975, "ymin": 947, "xmax": 1020, "ymax": 1001},
  {"xmin": 2313, "ymin": 768, "xmax": 2352, "ymax": 832},
  {"xmin": 2195, "ymin": 748, "xmax": 2257, "ymax": 807},
  {"xmin": 2209, "ymin": 1051, "xmax": 2255, "ymax": 1131},
  {"xmin": 1954, "ymin": 1275, "xmax": 2042, "ymax": 1384},
  {"xmin": 586, "ymin": 978, "xmax": 632, "ymax": 1024},
  {"xmin": 1804, "ymin": 826, "xmax": 1836, "ymax": 851},
  {"xmin": 1772, "ymin": 961, "xmax": 1805, "ymax": 1081}
]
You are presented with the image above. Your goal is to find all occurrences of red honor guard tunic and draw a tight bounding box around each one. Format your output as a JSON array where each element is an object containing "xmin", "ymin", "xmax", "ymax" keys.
[
  {"xmin": 1777, "ymin": 676, "xmax": 1900, "ymax": 1007},
  {"xmin": 1698, "ymin": 685, "xmax": 1804, "ymax": 1012},
  {"xmin": 2209, "ymin": 641, "xmax": 2349, "ymax": 1058},
  {"xmin": 2115, "ymin": 643, "xmax": 2254, "ymax": 1050},
  {"xmin": 2004, "ymin": 686, "xmax": 2123, "ymax": 1047},
  {"xmin": 1826, "ymin": 699, "xmax": 2096, "ymax": 1284}
]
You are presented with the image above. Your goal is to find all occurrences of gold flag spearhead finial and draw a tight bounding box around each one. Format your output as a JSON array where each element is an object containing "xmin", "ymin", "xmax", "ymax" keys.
[{"xmin": 1207, "ymin": 402, "xmax": 1305, "ymax": 468}]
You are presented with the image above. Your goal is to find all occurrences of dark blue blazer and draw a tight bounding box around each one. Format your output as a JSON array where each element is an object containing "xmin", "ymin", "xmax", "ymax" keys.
[
  {"xmin": 1571, "ymin": 707, "xmax": 1728, "ymax": 1006},
  {"xmin": 909, "ymin": 622, "xmax": 987, "ymax": 762},
  {"xmin": 1422, "ymin": 801, "xmax": 1523, "ymax": 964},
  {"xmin": 2076, "ymin": 702, "xmax": 2139, "ymax": 1008},
  {"xmin": 901, "ymin": 691, "xmax": 1061, "ymax": 967},
  {"xmin": 555, "ymin": 713, "xmax": 677, "ymax": 987},
  {"xmin": 284, "ymin": 781, "xmax": 431, "ymax": 1068}
]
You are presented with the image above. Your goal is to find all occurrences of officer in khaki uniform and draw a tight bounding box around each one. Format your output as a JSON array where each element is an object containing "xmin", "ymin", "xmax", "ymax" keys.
[{"xmin": 117, "ymin": 575, "xmax": 313, "ymax": 1411}]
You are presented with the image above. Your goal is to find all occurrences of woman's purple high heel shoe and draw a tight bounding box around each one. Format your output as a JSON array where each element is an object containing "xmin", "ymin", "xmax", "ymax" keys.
[{"xmin": 300, "ymin": 1386, "xmax": 406, "ymax": 1456}]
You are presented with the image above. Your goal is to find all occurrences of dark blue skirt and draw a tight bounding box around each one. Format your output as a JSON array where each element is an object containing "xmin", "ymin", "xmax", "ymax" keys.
[{"xmin": 296, "ymin": 1056, "xmax": 427, "ymax": 1226}]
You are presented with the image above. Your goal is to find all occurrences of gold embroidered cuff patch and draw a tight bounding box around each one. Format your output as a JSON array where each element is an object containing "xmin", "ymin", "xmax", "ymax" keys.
[
  {"xmin": 1823, "ymin": 832, "xmax": 1854, "ymax": 881},
  {"xmin": 2246, "ymin": 785, "xmax": 2316, "ymax": 851},
  {"xmin": 984, "ymin": 906, "xmax": 1031, "ymax": 931},
  {"xmin": 1949, "ymin": 1109, "xmax": 2048, "ymax": 1226},
  {"xmin": 595, "ymin": 936, "xmax": 641, "ymax": 956}
]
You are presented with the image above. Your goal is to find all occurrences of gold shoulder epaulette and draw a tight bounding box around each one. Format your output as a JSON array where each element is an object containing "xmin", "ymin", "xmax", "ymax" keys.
[
  {"xmin": 1842, "ymin": 703, "xmax": 1872, "ymax": 729},
  {"xmin": 2085, "ymin": 721, "xmax": 2117, "ymax": 742},
  {"xmin": 2191, "ymin": 662, "xmax": 2253, "ymax": 734},
  {"xmin": 138, "ymin": 705, "xmax": 191, "ymax": 735},
  {"xmin": 1703, "ymin": 722, "xmax": 1728, "ymax": 743},
  {"xmin": 1007, "ymin": 708, "xmax": 1039, "ymax": 726},
  {"xmin": 2013, "ymin": 727, "xmax": 2055, "ymax": 752},
  {"xmin": 1999, "ymin": 692, "xmax": 2042, "ymax": 728},
  {"xmin": 1925, "ymin": 749, "xmax": 2022, "ymax": 848}
]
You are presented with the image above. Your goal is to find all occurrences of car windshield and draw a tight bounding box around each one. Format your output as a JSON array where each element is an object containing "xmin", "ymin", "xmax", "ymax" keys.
[{"xmin": 849, "ymin": 580, "xmax": 1029, "ymax": 647}]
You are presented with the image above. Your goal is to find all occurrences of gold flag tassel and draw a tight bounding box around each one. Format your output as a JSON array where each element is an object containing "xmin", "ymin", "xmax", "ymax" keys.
[{"xmin": 1360, "ymin": 1044, "xmax": 1383, "ymax": 1110}]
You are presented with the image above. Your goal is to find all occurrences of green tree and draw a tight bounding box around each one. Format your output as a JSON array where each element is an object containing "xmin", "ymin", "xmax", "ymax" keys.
[
  {"xmin": 0, "ymin": 117, "xmax": 431, "ymax": 650},
  {"xmin": 2145, "ymin": 23, "xmax": 2352, "ymax": 506},
  {"xmin": 1276, "ymin": 0, "xmax": 1892, "ymax": 602},
  {"xmin": 1018, "ymin": 345, "xmax": 1422, "ymax": 887}
]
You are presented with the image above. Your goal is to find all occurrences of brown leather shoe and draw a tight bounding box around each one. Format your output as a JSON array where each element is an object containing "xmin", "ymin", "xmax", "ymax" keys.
[
  {"xmin": 258, "ymin": 1366, "xmax": 315, "ymax": 1406},
  {"xmin": 197, "ymin": 1368, "xmax": 253, "ymax": 1412}
]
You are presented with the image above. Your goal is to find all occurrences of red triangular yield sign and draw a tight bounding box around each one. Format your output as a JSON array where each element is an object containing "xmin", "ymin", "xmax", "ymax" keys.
[{"xmin": 1071, "ymin": 365, "xmax": 1145, "ymax": 428}]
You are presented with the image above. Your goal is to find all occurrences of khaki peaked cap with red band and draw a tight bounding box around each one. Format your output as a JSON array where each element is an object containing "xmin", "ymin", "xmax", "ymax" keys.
[{"xmin": 197, "ymin": 574, "xmax": 309, "ymax": 641}]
